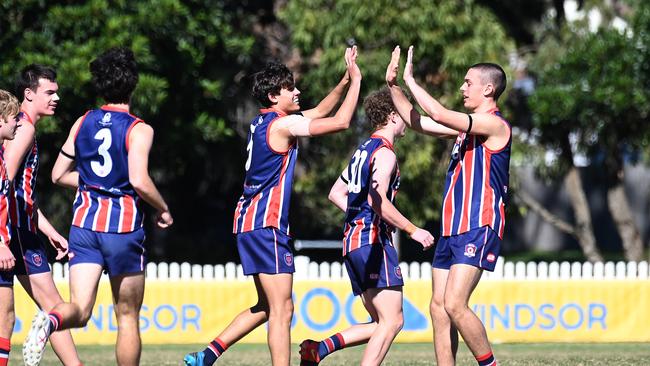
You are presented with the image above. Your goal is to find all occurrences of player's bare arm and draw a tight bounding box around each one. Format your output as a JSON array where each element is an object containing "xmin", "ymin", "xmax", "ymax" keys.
[
  {"xmin": 128, "ymin": 122, "xmax": 173, "ymax": 228},
  {"xmin": 271, "ymin": 46, "xmax": 362, "ymax": 147},
  {"xmin": 386, "ymin": 46, "xmax": 457, "ymax": 139},
  {"xmin": 52, "ymin": 117, "xmax": 82, "ymax": 188},
  {"xmin": 3, "ymin": 119, "xmax": 36, "ymax": 181},
  {"xmin": 36, "ymin": 209, "xmax": 68, "ymax": 260},
  {"xmin": 328, "ymin": 174, "xmax": 348, "ymax": 212},
  {"xmin": 302, "ymin": 70, "xmax": 350, "ymax": 119},
  {"xmin": 403, "ymin": 46, "xmax": 509, "ymax": 146},
  {"xmin": 368, "ymin": 148, "xmax": 434, "ymax": 249}
]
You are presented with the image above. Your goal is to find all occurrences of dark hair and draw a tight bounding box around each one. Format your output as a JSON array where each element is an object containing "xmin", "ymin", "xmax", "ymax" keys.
[
  {"xmin": 251, "ymin": 62, "xmax": 295, "ymax": 107},
  {"xmin": 90, "ymin": 47, "xmax": 139, "ymax": 104},
  {"xmin": 363, "ymin": 87, "xmax": 395, "ymax": 130},
  {"xmin": 15, "ymin": 64, "xmax": 57, "ymax": 98},
  {"xmin": 470, "ymin": 63, "xmax": 507, "ymax": 100}
]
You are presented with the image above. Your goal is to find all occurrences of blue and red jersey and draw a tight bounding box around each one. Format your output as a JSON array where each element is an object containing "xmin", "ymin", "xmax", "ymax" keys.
[
  {"xmin": 441, "ymin": 109, "xmax": 511, "ymax": 239},
  {"xmin": 71, "ymin": 106, "xmax": 144, "ymax": 233},
  {"xmin": 0, "ymin": 148, "xmax": 11, "ymax": 245},
  {"xmin": 233, "ymin": 108, "xmax": 298, "ymax": 235},
  {"xmin": 9, "ymin": 111, "xmax": 39, "ymax": 233},
  {"xmin": 341, "ymin": 136, "xmax": 400, "ymax": 256}
]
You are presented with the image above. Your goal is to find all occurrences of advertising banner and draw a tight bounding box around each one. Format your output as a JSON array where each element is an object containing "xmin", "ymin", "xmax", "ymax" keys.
[{"xmin": 10, "ymin": 280, "xmax": 650, "ymax": 344}]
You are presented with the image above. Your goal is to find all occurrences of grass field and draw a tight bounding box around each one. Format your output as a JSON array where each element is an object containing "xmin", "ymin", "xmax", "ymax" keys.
[{"xmin": 10, "ymin": 342, "xmax": 650, "ymax": 365}]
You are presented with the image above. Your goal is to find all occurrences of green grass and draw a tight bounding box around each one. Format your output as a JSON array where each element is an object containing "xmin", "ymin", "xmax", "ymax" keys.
[{"xmin": 11, "ymin": 342, "xmax": 650, "ymax": 365}]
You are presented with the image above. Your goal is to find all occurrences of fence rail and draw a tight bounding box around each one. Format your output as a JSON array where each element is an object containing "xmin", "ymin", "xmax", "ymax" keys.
[{"xmin": 49, "ymin": 257, "xmax": 650, "ymax": 281}]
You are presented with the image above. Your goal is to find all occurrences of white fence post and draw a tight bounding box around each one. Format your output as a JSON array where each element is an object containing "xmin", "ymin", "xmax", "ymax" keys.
[{"xmin": 140, "ymin": 259, "xmax": 647, "ymax": 281}]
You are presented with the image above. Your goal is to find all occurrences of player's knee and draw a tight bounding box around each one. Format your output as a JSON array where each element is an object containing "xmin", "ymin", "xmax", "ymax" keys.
[
  {"xmin": 443, "ymin": 298, "xmax": 465, "ymax": 319},
  {"xmin": 390, "ymin": 313, "xmax": 404, "ymax": 334},
  {"xmin": 430, "ymin": 297, "xmax": 446, "ymax": 317},
  {"xmin": 1, "ymin": 309, "xmax": 16, "ymax": 334}
]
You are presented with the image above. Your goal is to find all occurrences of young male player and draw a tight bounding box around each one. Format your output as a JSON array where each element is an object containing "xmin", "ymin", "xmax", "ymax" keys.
[
  {"xmin": 299, "ymin": 87, "xmax": 434, "ymax": 366},
  {"xmin": 6, "ymin": 65, "xmax": 82, "ymax": 365},
  {"xmin": 387, "ymin": 46, "xmax": 509, "ymax": 366},
  {"xmin": 22, "ymin": 47, "xmax": 173, "ymax": 366},
  {"xmin": 0, "ymin": 89, "xmax": 21, "ymax": 366},
  {"xmin": 184, "ymin": 46, "xmax": 362, "ymax": 366}
]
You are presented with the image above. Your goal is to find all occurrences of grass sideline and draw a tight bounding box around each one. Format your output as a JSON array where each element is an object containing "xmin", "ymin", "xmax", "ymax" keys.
[{"xmin": 11, "ymin": 342, "xmax": 650, "ymax": 365}]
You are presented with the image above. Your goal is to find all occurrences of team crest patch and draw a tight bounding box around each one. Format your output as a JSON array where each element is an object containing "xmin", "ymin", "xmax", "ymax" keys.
[
  {"xmin": 394, "ymin": 266, "xmax": 402, "ymax": 279},
  {"xmin": 464, "ymin": 243, "xmax": 477, "ymax": 258},
  {"xmin": 284, "ymin": 253, "xmax": 293, "ymax": 266},
  {"xmin": 486, "ymin": 253, "xmax": 496, "ymax": 263},
  {"xmin": 31, "ymin": 253, "xmax": 43, "ymax": 267}
]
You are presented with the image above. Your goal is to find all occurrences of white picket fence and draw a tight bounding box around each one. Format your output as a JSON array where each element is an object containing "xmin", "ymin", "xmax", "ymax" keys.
[{"xmin": 50, "ymin": 257, "xmax": 649, "ymax": 281}]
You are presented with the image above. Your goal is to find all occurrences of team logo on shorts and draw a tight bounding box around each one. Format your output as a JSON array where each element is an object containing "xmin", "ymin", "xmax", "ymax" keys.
[
  {"xmin": 284, "ymin": 253, "xmax": 293, "ymax": 266},
  {"xmin": 464, "ymin": 243, "xmax": 477, "ymax": 258},
  {"xmin": 486, "ymin": 253, "xmax": 496, "ymax": 262},
  {"xmin": 31, "ymin": 253, "xmax": 43, "ymax": 267},
  {"xmin": 394, "ymin": 266, "xmax": 402, "ymax": 279}
]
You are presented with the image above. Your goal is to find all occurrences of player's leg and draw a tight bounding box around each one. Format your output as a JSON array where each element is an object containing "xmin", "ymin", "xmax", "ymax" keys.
[
  {"xmin": 359, "ymin": 287, "xmax": 403, "ymax": 366},
  {"xmin": 430, "ymin": 234, "xmax": 459, "ymax": 366},
  {"xmin": 444, "ymin": 264, "xmax": 495, "ymax": 365},
  {"xmin": 17, "ymin": 272, "xmax": 82, "ymax": 366},
  {"xmin": 430, "ymin": 268, "xmax": 458, "ymax": 366},
  {"xmin": 257, "ymin": 272, "xmax": 293, "ymax": 366},
  {"xmin": 444, "ymin": 227, "xmax": 499, "ymax": 366},
  {"xmin": 0, "ymin": 286, "xmax": 14, "ymax": 366},
  {"xmin": 184, "ymin": 275, "xmax": 270, "ymax": 366},
  {"xmin": 109, "ymin": 272, "xmax": 144, "ymax": 366},
  {"xmin": 299, "ymin": 292, "xmax": 379, "ymax": 365},
  {"xmin": 23, "ymin": 263, "xmax": 102, "ymax": 366}
]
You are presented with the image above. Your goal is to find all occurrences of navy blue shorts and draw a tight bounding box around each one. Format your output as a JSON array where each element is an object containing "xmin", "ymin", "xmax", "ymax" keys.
[
  {"xmin": 432, "ymin": 226, "xmax": 501, "ymax": 271},
  {"xmin": 0, "ymin": 227, "xmax": 51, "ymax": 286},
  {"xmin": 236, "ymin": 227, "xmax": 295, "ymax": 275},
  {"xmin": 344, "ymin": 243, "xmax": 404, "ymax": 296},
  {"xmin": 69, "ymin": 226, "xmax": 146, "ymax": 277}
]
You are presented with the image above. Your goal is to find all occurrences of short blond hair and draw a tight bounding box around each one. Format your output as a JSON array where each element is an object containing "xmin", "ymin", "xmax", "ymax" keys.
[{"xmin": 0, "ymin": 89, "xmax": 19, "ymax": 122}]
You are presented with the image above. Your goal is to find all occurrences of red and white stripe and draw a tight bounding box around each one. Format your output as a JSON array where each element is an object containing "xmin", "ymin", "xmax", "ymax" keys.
[
  {"xmin": 264, "ymin": 154, "xmax": 290, "ymax": 229},
  {"xmin": 118, "ymin": 196, "xmax": 137, "ymax": 232},
  {"xmin": 72, "ymin": 191, "xmax": 92, "ymax": 228}
]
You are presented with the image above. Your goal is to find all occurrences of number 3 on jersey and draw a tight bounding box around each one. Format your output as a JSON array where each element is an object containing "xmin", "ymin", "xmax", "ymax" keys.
[
  {"xmin": 91, "ymin": 128, "xmax": 113, "ymax": 177},
  {"xmin": 347, "ymin": 149, "xmax": 368, "ymax": 193}
]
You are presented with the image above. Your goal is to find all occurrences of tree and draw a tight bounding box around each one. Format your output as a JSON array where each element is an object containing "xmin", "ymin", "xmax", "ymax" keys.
[
  {"xmin": 0, "ymin": 0, "xmax": 279, "ymax": 263},
  {"xmin": 525, "ymin": 3, "xmax": 650, "ymax": 261}
]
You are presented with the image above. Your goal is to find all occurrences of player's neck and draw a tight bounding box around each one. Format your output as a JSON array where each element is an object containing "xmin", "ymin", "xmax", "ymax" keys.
[
  {"xmin": 472, "ymin": 99, "xmax": 498, "ymax": 114},
  {"xmin": 19, "ymin": 103, "xmax": 40, "ymax": 125},
  {"xmin": 371, "ymin": 128, "xmax": 394, "ymax": 145},
  {"xmin": 102, "ymin": 103, "xmax": 130, "ymax": 112}
]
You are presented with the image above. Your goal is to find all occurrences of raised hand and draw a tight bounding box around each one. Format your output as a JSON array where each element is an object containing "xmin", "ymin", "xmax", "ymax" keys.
[
  {"xmin": 410, "ymin": 227, "xmax": 435, "ymax": 250},
  {"xmin": 344, "ymin": 45, "xmax": 362, "ymax": 82},
  {"xmin": 403, "ymin": 45, "xmax": 415, "ymax": 83},
  {"xmin": 386, "ymin": 46, "xmax": 401, "ymax": 86}
]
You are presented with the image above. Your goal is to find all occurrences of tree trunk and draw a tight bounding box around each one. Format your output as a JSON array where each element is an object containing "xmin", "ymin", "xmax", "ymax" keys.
[
  {"xmin": 564, "ymin": 167, "xmax": 603, "ymax": 262},
  {"xmin": 607, "ymin": 182, "xmax": 644, "ymax": 261}
]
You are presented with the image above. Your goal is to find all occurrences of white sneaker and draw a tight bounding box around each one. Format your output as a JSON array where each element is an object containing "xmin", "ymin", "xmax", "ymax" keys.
[{"xmin": 22, "ymin": 311, "xmax": 51, "ymax": 366}]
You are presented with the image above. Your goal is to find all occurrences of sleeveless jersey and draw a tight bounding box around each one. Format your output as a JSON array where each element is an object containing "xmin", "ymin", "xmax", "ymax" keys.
[
  {"xmin": 0, "ymin": 149, "xmax": 11, "ymax": 245},
  {"xmin": 441, "ymin": 109, "xmax": 511, "ymax": 238},
  {"xmin": 341, "ymin": 136, "xmax": 400, "ymax": 256},
  {"xmin": 71, "ymin": 106, "xmax": 144, "ymax": 233},
  {"xmin": 232, "ymin": 108, "xmax": 298, "ymax": 235},
  {"xmin": 9, "ymin": 111, "xmax": 39, "ymax": 233}
]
